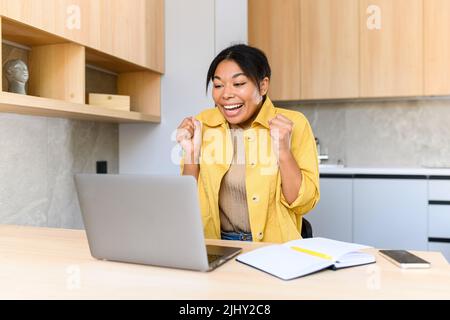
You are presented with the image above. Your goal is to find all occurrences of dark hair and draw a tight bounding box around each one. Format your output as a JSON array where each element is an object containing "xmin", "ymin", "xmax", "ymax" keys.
[{"xmin": 206, "ymin": 44, "xmax": 271, "ymax": 94}]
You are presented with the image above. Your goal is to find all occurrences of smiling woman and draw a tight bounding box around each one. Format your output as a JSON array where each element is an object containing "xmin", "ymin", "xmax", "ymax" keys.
[
  {"xmin": 207, "ymin": 46, "xmax": 270, "ymax": 128},
  {"xmin": 210, "ymin": 60, "xmax": 265, "ymax": 127},
  {"xmin": 176, "ymin": 44, "xmax": 320, "ymax": 243}
]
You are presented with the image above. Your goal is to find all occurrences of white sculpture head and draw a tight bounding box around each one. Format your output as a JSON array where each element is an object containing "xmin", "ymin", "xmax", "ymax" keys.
[{"xmin": 4, "ymin": 59, "xmax": 29, "ymax": 94}]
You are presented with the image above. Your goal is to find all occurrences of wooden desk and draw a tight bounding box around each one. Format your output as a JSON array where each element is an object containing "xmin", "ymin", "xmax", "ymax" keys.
[{"xmin": 0, "ymin": 225, "xmax": 449, "ymax": 299}]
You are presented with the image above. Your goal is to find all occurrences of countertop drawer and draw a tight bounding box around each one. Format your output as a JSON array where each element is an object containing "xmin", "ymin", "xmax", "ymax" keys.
[
  {"xmin": 429, "ymin": 205, "xmax": 450, "ymax": 238},
  {"xmin": 429, "ymin": 180, "xmax": 450, "ymax": 201}
]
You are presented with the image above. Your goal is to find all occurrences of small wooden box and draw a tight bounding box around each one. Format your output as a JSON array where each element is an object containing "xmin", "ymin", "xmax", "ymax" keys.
[{"xmin": 88, "ymin": 93, "xmax": 131, "ymax": 111}]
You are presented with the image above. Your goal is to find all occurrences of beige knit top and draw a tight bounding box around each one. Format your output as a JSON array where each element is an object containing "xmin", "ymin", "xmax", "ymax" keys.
[{"xmin": 219, "ymin": 126, "xmax": 251, "ymax": 233}]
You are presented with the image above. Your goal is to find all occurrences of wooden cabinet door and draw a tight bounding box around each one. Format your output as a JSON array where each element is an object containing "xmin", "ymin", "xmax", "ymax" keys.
[
  {"xmin": 360, "ymin": 0, "xmax": 423, "ymax": 98},
  {"xmin": 300, "ymin": 0, "xmax": 359, "ymax": 100},
  {"xmin": 424, "ymin": 0, "xmax": 450, "ymax": 96},
  {"xmin": 0, "ymin": 0, "xmax": 164, "ymax": 72},
  {"xmin": 93, "ymin": 0, "xmax": 164, "ymax": 73},
  {"xmin": 248, "ymin": 0, "xmax": 301, "ymax": 101}
]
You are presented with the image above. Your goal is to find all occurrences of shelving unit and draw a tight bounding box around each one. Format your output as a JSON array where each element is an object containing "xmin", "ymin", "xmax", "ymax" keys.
[{"xmin": 0, "ymin": 16, "xmax": 161, "ymax": 123}]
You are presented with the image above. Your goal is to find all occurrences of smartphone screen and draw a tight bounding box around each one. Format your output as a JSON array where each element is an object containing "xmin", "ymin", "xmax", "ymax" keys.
[{"xmin": 379, "ymin": 250, "xmax": 431, "ymax": 269}]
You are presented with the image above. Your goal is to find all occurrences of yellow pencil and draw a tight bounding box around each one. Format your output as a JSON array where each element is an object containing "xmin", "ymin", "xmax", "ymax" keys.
[{"xmin": 290, "ymin": 246, "xmax": 333, "ymax": 260}]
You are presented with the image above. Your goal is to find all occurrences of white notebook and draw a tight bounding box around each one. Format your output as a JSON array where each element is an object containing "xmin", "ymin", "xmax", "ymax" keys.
[{"xmin": 236, "ymin": 237, "xmax": 376, "ymax": 280}]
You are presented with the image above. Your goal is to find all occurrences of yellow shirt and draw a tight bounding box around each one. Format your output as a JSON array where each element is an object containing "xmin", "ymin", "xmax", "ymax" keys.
[{"xmin": 181, "ymin": 97, "xmax": 320, "ymax": 243}]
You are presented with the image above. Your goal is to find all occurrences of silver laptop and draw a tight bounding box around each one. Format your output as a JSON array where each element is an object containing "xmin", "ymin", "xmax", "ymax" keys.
[{"xmin": 74, "ymin": 174, "xmax": 242, "ymax": 272}]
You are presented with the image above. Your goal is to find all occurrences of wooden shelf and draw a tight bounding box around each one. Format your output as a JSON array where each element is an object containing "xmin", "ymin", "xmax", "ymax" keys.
[
  {"xmin": 0, "ymin": 16, "xmax": 161, "ymax": 123},
  {"xmin": 0, "ymin": 91, "xmax": 160, "ymax": 123}
]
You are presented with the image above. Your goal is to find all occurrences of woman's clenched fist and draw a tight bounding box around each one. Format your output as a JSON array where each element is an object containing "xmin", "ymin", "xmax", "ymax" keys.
[{"xmin": 176, "ymin": 116, "xmax": 202, "ymax": 164}]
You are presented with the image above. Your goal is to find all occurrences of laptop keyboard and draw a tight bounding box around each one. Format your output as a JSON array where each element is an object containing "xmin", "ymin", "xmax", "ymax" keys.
[{"xmin": 207, "ymin": 254, "xmax": 222, "ymax": 264}]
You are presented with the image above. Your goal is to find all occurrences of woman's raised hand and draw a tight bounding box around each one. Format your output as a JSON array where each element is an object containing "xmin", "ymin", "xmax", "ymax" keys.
[{"xmin": 176, "ymin": 116, "xmax": 202, "ymax": 164}]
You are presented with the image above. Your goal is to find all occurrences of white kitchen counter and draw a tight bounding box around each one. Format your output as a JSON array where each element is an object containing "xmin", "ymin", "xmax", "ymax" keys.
[{"xmin": 319, "ymin": 165, "xmax": 450, "ymax": 177}]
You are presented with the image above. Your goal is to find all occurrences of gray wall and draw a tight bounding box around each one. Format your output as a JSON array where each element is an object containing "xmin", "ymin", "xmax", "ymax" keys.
[
  {"xmin": 0, "ymin": 114, "xmax": 118, "ymax": 229},
  {"xmin": 285, "ymin": 98, "xmax": 450, "ymax": 168},
  {"xmin": 215, "ymin": 0, "xmax": 247, "ymax": 53}
]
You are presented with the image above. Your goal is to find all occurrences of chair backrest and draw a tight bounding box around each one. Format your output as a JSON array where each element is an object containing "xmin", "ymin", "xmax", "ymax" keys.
[{"xmin": 301, "ymin": 218, "xmax": 313, "ymax": 238}]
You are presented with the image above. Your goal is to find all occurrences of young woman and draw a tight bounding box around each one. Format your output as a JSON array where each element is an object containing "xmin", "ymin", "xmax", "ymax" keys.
[{"xmin": 176, "ymin": 44, "xmax": 319, "ymax": 243}]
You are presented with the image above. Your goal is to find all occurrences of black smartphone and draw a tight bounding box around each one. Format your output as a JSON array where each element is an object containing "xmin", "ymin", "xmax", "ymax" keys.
[{"xmin": 379, "ymin": 250, "xmax": 431, "ymax": 269}]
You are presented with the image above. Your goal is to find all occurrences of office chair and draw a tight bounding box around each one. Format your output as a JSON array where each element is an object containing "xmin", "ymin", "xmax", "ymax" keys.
[{"xmin": 301, "ymin": 218, "xmax": 313, "ymax": 239}]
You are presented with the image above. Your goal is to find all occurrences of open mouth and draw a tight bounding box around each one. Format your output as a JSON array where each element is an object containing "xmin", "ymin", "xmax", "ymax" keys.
[
  {"xmin": 223, "ymin": 103, "xmax": 244, "ymax": 111},
  {"xmin": 221, "ymin": 103, "xmax": 244, "ymax": 118}
]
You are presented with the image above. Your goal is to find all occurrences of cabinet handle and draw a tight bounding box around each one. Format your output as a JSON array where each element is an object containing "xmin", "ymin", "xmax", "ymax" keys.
[
  {"xmin": 429, "ymin": 237, "xmax": 450, "ymax": 243},
  {"xmin": 429, "ymin": 201, "xmax": 450, "ymax": 205}
]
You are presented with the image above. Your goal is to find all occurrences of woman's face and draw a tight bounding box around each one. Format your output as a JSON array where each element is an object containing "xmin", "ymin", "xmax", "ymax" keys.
[{"xmin": 212, "ymin": 60, "xmax": 268, "ymax": 126}]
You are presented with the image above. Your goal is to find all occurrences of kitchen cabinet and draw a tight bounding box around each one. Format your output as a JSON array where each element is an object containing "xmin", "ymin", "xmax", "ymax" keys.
[
  {"xmin": 428, "ymin": 205, "xmax": 450, "ymax": 239},
  {"xmin": 307, "ymin": 177, "xmax": 353, "ymax": 242},
  {"xmin": 0, "ymin": 3, "xmax": 162, "ymax": 123},
  {"xmin": 248, "ymin": 0, "xmax": 301, "ymax": 101},
  {"xmin": 300, "ymin": 0, "xmax": 359, "ymax": 100},
  {"xmin": 359, "ymin": 0, "xmax": 423, "ymax": 97},
  {"xmin": 424, "ymin": 0, "xmax": 450, "ymax": 96},
  {"xmin": 313, "ymin": 172, "xmax": 450, "ymax": 258},
  {"xmin": 428, "ymin": 178, "xmax": 450, "ymax": 262},
  {"xmin": 0, "ymin": 0, "xmax": 164, "ymax": 72},
  {"xmin": 353, "ymin": 178, "xmax": 428, "ymax": 250},
  {"xmin": 428, "ymin": 179, "xmax": 450, "ymax": 201},
  {"xmin": 249, "ymin": 0, "xmax": 358, "ymax": 101},
  {"xmin": 249, "ymin": 0, "xmax": 431, "ymax": 100}
]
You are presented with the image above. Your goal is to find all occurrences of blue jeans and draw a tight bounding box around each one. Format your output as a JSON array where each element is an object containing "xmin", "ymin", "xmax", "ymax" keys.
[{"xmin": 221, "ymin": 230, "xmax": 253, "ymax": 242}]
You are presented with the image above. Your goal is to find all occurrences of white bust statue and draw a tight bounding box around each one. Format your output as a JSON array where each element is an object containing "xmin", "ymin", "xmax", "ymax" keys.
[{"xmin": 4, "ymin": 59, "xmax": 29, "ymax": 94}]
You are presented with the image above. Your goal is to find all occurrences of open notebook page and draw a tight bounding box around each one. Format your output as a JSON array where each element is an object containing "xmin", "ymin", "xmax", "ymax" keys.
[
  {"xmin": 237, "ymin": 245, "xmax": 334, "ymax": 280},
  {"xmin": 283, "ymin": 237, "xmax": 371, "ymax": 261}
]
